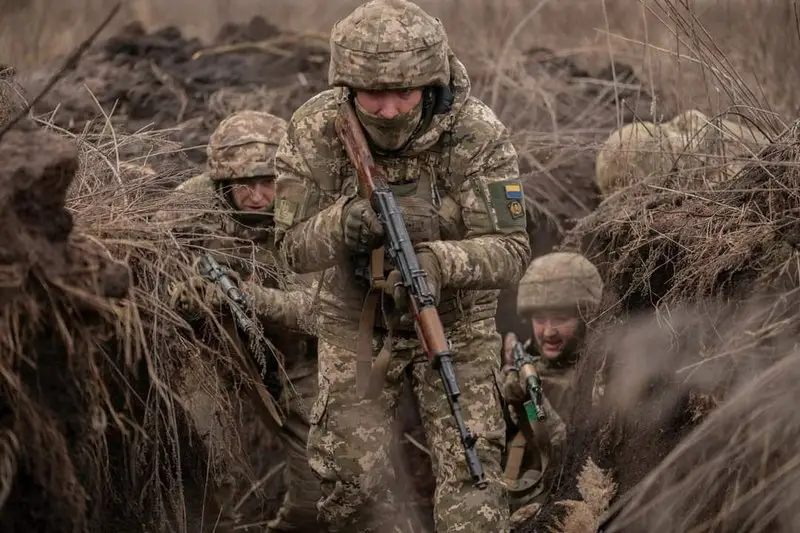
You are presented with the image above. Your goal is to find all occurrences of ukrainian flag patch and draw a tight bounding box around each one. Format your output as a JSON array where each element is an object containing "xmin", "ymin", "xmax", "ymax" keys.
[{"xmin": 504, "ymin": 183, "xmax": 523, "ymax": 199}]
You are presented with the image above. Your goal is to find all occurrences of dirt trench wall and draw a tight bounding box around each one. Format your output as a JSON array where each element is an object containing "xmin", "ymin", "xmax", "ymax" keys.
[
  {"xmin": 521, "ymin": 122, "xmax": 800, "ymax": 532},
  {"xmin": 0, "ymin": 120, "xmax": 235, "ymax": 533}
]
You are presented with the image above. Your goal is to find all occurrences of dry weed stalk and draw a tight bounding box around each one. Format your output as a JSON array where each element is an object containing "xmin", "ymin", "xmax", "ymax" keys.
[{"xmin": 601, "ymin": 330, "xmax": 800, "ymax": 533}]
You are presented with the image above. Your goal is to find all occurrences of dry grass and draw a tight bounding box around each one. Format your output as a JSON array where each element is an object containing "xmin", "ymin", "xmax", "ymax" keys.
[
  {"xmin": 3, "ymin": 0, "xmax": 800, "ymax": 122},
  {"xmin": 3, "ymin": 0, "xmax": 800, "ymax": 531}
]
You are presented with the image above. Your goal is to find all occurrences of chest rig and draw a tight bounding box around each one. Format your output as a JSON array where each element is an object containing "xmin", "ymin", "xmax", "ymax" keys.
[{"xmin": 345, "ymin": 134, "xmax": 464, "ymax": 399}]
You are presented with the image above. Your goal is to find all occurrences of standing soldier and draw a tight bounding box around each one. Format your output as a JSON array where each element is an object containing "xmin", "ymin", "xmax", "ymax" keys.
[
  {"xmin": 167, "ymin": 110, "xmax": 324, "ymax": 533},
  {"xmin": 500, "ymin": 251, "xmax": 603, "ymax": 526},
  {"xmin": 271, "ymin": 1, "xmax": 531, "ymax": 531}
]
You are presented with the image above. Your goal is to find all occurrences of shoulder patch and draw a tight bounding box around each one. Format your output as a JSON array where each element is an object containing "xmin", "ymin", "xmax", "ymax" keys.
[
  {"xmin": 274, "ymin": 197, "xmax": 297, "ymax": 227},
  {"xmin": 504, "ymin": 183, "xmax": 523, "ymax": 199},
  {"xmin": 487, "ymin": 179, "xmax": 527, "ymax": 231}
]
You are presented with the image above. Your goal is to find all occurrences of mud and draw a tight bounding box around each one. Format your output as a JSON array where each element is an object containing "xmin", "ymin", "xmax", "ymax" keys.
[
  {"xmin": 0, "ymin": 122, "xmax": 135, "ymax": 533},
  {"xmin": 21, "ymin": 17, "xmax": 327, "ymax": 178}
]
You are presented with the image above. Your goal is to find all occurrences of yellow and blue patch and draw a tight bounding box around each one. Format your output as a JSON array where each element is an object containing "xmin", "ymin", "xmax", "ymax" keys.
[{"xmin": 504, "ymin": 183, "xmax": 523, "ymax": 199}]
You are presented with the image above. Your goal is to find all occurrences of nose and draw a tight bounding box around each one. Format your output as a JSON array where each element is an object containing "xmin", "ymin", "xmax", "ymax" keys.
[
  {"xmin": 377, "ymin": 99, "xmax": 400, "ymax": 119},
  {"xmin": 543, "ymin": 323, "xmax": 558, "ymax": 337},
  {"xmin": 249, "ymin": 186, "xmax": 265, "ymax": 200}
]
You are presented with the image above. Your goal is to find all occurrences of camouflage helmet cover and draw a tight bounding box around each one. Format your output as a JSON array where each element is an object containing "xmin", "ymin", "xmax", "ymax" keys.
[
  {"xmin": 329, "ymin": 0, "xmax": 451, "ymax": 90},
  {"xmin": 517, "ymin": 252, "xmax": 603, "ymax": 316},
  {"xmin": 595, "ymin": 121, "xmax": 676, "ymax": 196},
  {"xmin": 206, "ymin": 110, "xmax": 288, "ymax": 182}
]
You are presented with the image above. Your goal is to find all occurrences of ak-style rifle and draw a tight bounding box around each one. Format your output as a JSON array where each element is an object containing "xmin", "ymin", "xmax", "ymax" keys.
[{"xmin": 335, "ymin": 101, "xmax": 487, "ymax": 489}]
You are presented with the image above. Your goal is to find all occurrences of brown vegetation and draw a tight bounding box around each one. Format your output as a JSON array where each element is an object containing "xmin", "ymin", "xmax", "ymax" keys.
[{"xmin": 1, "ymin": 0, "xmax": 800, "ymax": 532}]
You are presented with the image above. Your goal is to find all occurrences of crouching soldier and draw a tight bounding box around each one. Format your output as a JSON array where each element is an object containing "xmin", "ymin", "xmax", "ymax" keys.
[
  {"xmin": 499, "ymin": 251, "xmax": 603, "ymax": 527},
  {"xmin": 166, "ymin": 110, "xmax": 325, "ymax": 533}
]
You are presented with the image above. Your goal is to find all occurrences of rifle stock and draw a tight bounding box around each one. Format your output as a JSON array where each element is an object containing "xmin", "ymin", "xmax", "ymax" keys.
[{"xmin": 335, "ymin": 101, "xmax": 488, "ymax": 489}]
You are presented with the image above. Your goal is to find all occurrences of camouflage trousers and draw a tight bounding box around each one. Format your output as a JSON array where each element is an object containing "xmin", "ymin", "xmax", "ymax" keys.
[
  {"xmin": 267, "ymin": 363, "xmax": 325, "ymax": 532},
  {"xmin": 308, "ymin": 318, "xmax": 510, "ymax": 533}
]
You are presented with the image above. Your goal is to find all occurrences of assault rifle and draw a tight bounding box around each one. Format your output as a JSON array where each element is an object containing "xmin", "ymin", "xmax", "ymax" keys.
[
  {"xmin": 197, "ymin": 253, "xmax": 284, "ymax": 430},
  {"xmin": 508, "ymin": 334, "xmax": 547, "ymax": 423},
  {"xmin": 335, "ymin": 101, "xmax": 488, "ymax": 490}
]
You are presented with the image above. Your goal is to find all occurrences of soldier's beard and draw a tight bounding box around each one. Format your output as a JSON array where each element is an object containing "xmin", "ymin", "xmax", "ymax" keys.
[{"xmin": 354, "ymin": 98, "xmax": 423, "ymax": 152}]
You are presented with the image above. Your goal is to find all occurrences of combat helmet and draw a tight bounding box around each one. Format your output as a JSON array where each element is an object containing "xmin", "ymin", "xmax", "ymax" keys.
[
  {"xmin": 328, "ymin": 0, "xmax": 451, "ymax": 90},
  {"xmin": 517, "ymin": 252, "xmax": 603, "ymax": 316},
  {"xmin": 206, "ymin": 110, "xmax": 287, "ymax": 182},
  {"xmin": 595, "ymin": 121, "xmax": 676, "ymax": 197}
]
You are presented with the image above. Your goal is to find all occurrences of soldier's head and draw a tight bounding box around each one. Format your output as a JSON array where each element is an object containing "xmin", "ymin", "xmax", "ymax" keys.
[
  {"xmin": 207, "ymin": 110, "xmax": 287, "ymax": 223},
  {"xmin": 329, "ymin": 0, "xmax": 451, "ymax": 152},
  {"xmin": 595, "ymin": 121, "xmax": 676, "ymax": 197},
  {"xmin": 517, "ymin": 252, "xmax": 603, "ymax": 361}
]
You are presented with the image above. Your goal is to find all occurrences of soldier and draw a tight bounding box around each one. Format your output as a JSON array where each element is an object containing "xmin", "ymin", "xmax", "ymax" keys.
[
  {"xmin": 167, "ymin": 110, "xmax": 324, "ymax": 533},
  {"xmin": 595, "ymin": 110, "xmax": 768, "ymax": 196},
  {"xmin": 271, "ymin": 1, "xmax": 531, "ymax": 531},
  {"xmin": 500, "ymin": 251, "xmax": 603, "ymax": 527}
]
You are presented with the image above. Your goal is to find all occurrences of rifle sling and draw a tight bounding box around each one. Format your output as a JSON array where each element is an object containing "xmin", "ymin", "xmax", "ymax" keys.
[
  {"xmin": 504, "ymin": 431, "xmax": 527, "ymax": 485},
  {"xmin": 356, "ymin": 247, "xmax": 394, "ymax": 400}
]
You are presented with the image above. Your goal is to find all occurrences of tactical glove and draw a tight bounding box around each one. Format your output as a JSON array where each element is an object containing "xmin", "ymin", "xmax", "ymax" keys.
[
  {"xmin": 502, "ymin": 369, "xmax": 526, "ymax": 405},
  {"xmin": 342, "ymin": 197, "xmax": 384, "ymax": 253},
  {"xmin": 169, "ymin": 273, "xmax": 235, "ymax": 316},
  {"xmin": 385, "ymin": 248, "xmax": 442, "ymax": 312}
]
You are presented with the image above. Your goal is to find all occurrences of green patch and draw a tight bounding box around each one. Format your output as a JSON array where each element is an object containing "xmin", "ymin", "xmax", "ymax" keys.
[
  {"xmin": 487, "ymin": 179, "xmax": 527, "ymax": 230},
  {"xmin": 274, "ymin": 197, "xmax": 297, "ymax": 227},
  {"xmin": 524, "ymin": 400, "xmax": 539, "ymax": 421}
]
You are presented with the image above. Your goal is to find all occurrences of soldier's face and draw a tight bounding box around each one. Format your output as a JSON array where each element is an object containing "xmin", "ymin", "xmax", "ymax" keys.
[
  {"xmin": 230, "ymin": 178, "xmax": 275, "ymax": 211},
  {"xmin": 532, "ymin": 315, "xmax": 579, "ymax": 360},
  {"xmin": 354, "ymin": 89, "xmax": 424, "ymax": 119}
]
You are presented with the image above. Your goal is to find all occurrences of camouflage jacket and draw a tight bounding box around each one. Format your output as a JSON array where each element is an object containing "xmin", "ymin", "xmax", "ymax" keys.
[
  {"xmin": 165, "ymin": 184, "xmax": 318, "ymax": 380},
  {"xmin": 272, "ymin": 55, "xmax": 531, "ymax": 346}
]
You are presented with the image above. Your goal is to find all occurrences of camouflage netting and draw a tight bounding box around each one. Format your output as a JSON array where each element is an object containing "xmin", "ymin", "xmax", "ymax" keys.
[{"xmin": 521, "ymin": 119, "xmax": 800, "ymax": 532}]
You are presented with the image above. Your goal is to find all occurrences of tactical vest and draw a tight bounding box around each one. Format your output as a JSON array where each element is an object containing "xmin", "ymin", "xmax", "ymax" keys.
[
  {"xmin": 504, "ymin": 340, "xmax": 576, "ymax": 511},
  {"xmin": 342, "ymin": 132, "xmax": 500, "ymax": 329},
  {"xmin": 333, "ymin": 128, "xmax": 500, "ymax": 398}
]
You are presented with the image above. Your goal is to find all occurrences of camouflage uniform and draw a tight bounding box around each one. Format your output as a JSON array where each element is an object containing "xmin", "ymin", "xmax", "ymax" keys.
[
  {"xmin": 175, "ymin": 172, "xmax": 213, "ymax": 194},
  {"xmin": 595, "ymin": 109, "xmax": 768, "ymax": 196},
  {"xmin": 500, "ymin": 252, "xmax": 603, "ymax": 527},
  {"xmin": 272, "ymin": 1, "xmax": 531, "ymax": 531},
  {"xmin": 168, "ymin": 111, "xmax": 324, "ymax": 533}
]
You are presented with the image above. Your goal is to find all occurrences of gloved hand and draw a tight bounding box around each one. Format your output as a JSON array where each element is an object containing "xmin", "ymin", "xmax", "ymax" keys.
[
  {"xmin": 502, "ymin": 332, "xmax": 526, "ymax": 404},
  {"xmin": 342, "ymin": 197, "xmax": 384, "ymax": 253},
  {"xmin": 385, "ymin": 248, "xmax": 442, "ymax": 313},
  {"xmin": 169, "ymin": 275, "xmax": 226, "ymax": 316}
]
